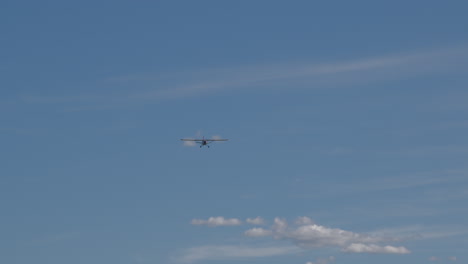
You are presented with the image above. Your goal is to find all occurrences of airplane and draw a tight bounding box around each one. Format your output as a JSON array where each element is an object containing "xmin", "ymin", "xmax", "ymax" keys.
[{"xmin": 180, "ymin": 136, "xmax": 228, "ymax": 148}]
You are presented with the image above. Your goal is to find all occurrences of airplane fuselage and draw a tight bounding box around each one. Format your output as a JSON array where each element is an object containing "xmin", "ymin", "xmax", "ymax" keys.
[{"xmin": 180, "ymin": 137, "xmax": 228, "ymax": 148}]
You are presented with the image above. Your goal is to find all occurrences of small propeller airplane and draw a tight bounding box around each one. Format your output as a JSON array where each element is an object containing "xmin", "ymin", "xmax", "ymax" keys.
[{"xmin": 180, "ymin": 136, "xmax": 229, "ymax": 148}]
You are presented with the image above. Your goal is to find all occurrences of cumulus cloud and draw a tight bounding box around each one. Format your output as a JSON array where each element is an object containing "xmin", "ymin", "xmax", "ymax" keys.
[
  {"xmin": 246, "ymin": 217, "xmax": 265, "ymax": 225},
  {"xmin": 189, "ymin": 216, "xmax": 377, "ymax": 263},
  {"xmin": 244, "ymin": 228, "xmax": 273, "ymax": 237},
  {"xmin": 342, "ymin": 243, "xmax": 410, "ymax": 254},
  {"xmin": 267, "ymin": 217, "xmax": 409, "ymax": 254},
  {"xmin": 273, "ymin": 218, "xmax": 288, "ymax": 231},
  {"xmin": 191, "ymin": 217, "xmax": 242, "ymax": 227},
  {"xmin": 175, "ymin": 245, "xmax": 300, "ymax": 263},
  {"xmin": 273, "ymin": 217, "xmax": 381, "ymax": 248}
]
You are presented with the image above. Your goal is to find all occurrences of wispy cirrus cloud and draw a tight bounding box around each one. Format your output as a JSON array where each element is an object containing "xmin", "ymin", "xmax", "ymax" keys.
[
  {"xmin": 174, "ymin": 245, "xmax": 300, "ymax": 263},
  {"xmin": 296, "ymin": 169, "xmax": 468, "ymax": 201},
  {"xmin": 342, "ymin": 243, "xmax": 410, "ymax": 254},
  {"xmin": 191, "ymin": 216, "xmax": 242, "ymax": 227},
  {"xmin": 30, "ymin": 231, "xmax": 81, "ymax": 245},
  {"xmin": 20, "ymin": 45, "xmax": 468, "ymax": 109},
  {"xmin": 429, "ymin": 256, "xmax": 458, "ymax": 262},
  {"xmin": 244, "ymin": 228, "xmax": 273, "ymax": 237},
  {"xmin": 369, "ymin": 224, "xmax": 468, "ymax": 240},
  {"xmin": 306, "ymin": 256, "xmax": 336, "ymax": 264}
]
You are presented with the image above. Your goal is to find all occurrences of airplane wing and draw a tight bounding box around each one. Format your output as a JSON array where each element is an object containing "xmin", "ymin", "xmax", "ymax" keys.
[
  {"xmin": 180, "ymin": 139, "xmax": 203, "ymax": 141},
  {"xmin": 205, "ymin": 139, "xmax": 229, "ymax": 141}
]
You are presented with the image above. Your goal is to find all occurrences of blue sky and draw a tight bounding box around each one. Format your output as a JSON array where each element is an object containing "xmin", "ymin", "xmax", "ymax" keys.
[{"xmin": 1, "ymin": 1, "xmax": 468, "ymax": 263}]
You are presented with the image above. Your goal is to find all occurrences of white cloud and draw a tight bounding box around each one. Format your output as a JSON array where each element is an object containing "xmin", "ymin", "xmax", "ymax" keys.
[
  {"xmin": 244, "ymin": 228, "xmax": 273, "ymax": 237},
  {"xmin": 274, "ymin": 217, "xmax": 382, "ymax": 248},
  {"xmin": 428, "ymin": 256, "xmax": 457, "ymax": 262},
  {"xmin": 268, "ymin": 217, "xmax": 409, "ymax": 254},
  {"xmin": 175, "ymin": 245, "xmax": 300, "ymax": 263},
  {"xmin": 372, "ymin": 224, "xmax": 468, "ymax": 241},
  {"xmin": 191, "ymin": 217, "xmax": 241, "ymax": 227},
  {"xmin": 246, "ymin": 217, "xmax": 265, "ymax": 225},
  {"xmin": 24, "ymin": 45, "xmax": 468, "ymax": 109},
  {"xmin": 342, "ymin": 243, "xmax": 410, "ymax": 254},
  {"xmin": 187, "ymin": 216, "xmax": 412, "ymax": 260},
  {"xmin": 295, "ymin": 216, "xmax": 315, "ymax": 226},
  {"xmin": 306, "ymin": 256, "xmax": 336, "ymax": 264},
  {"xmin": 273, "ymin": 217, "xmax": 288, "ymax": 231}
]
